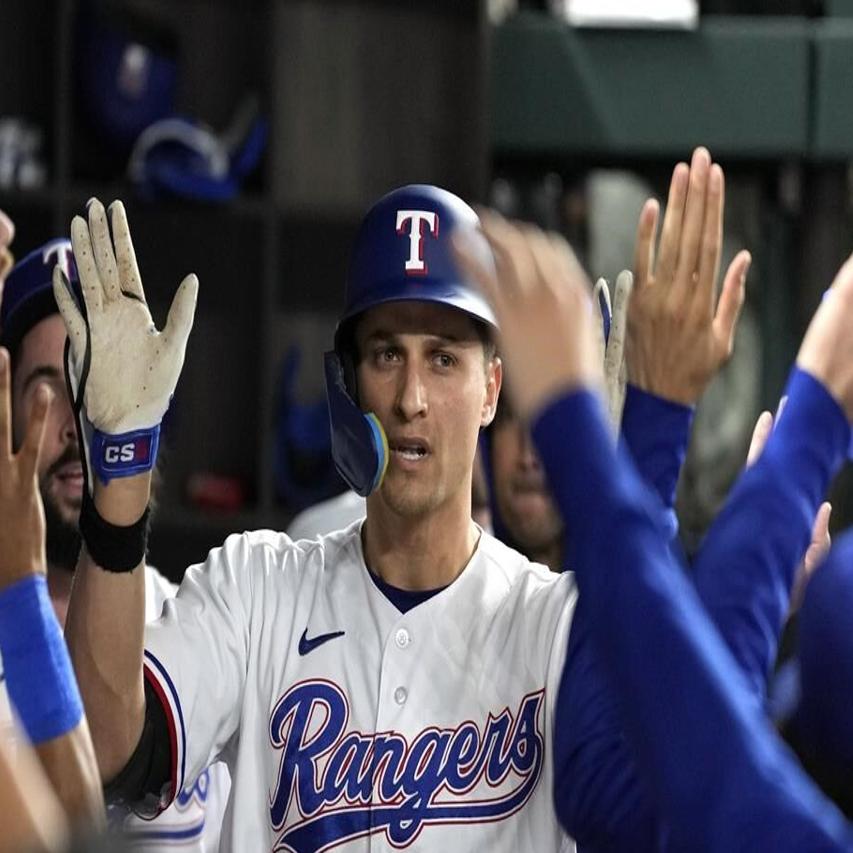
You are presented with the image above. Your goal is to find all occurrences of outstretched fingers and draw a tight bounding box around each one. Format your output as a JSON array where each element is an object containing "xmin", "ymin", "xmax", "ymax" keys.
[
  {"xmin": 654, "ymin": 161, "xmax": 689, "ymax": 286},
  {"xmin": 52, "ymin": 265, "xmax": 87, "ymax": 364},
  {"xmin": 745, "ymin": 410, "xmax": 773, "ymax": 468},
  {"xmin": 712, "ymin": 250, "xmax": 751, "ymax": 358},
  {"xmin": 109, "ymin": 201, "xmax": 146, "ymax": 302},
  {"xmin": 163, "ymin": 274, "xmax": 199, "ymax": 354},
  {"xmin": 633, "ymin": 199, "xmax": 659, "ymax": 291},
  {"xmin": 70, "ymin": 214, "xmax": 102, "ymax": 314},
  {"xmin": 87, "ymin": 198, "xmax": 120, "ymax": 302},
  {"xmin": 673, "ymin": 147, "xmax": 711, "ymax": 299},
  {"xmin": 454, "ymin": 232, "xmax": 502, "ymax": 329},
  {"xmin": 18, "ymin": 385, "xmax": 51, "ymax": 482},
  {"xmin": 606, "ymin": 270, "xmax": 633, "ymax": 377},
  {"xmin": 695, "ymin": 163, "xmax": 724, "ymax": 317}
]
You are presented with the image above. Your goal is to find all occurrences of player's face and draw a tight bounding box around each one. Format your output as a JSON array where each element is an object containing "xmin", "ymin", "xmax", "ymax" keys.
[
  {"xmin": 489, "ymin": 411, "xmax": 563, "ymax": 557},
  {"xmin": 355, "ymin": 302, "xmax": 500, "ymax": 518},
  {"xmin": 12, "ymin": 314, "xmax": 83, "ymax": 570}
]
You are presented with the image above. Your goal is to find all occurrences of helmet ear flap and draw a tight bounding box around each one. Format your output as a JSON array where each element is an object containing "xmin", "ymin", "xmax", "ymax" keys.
[
  {"xmin": 324, "ymin": 351, "xmax": 388, "ymax": 498},
  {"xmin": 335, "ymin": 319, "xmax": 360, "ymax": 405}
]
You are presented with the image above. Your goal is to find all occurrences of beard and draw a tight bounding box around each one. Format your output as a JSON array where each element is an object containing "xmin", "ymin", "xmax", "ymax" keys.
[{"xmin": 40, "ymin": 446, "xmax": 83, "ymax": 574}]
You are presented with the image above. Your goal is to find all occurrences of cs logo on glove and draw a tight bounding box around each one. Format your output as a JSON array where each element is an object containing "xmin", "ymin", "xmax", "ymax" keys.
[
  {"xmin": 105, "ymin": 443, "xmax": 139, "ymax": 464},
  {"xmin": 92, "ymin": 427, "xmax": 161, "ymax": 483}
]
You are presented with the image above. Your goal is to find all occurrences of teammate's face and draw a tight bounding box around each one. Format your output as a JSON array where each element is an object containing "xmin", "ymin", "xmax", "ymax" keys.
[
  {"xmin": 355, "ymin": 302, "xmax": 501, "ymax": 518},
  {"xmin": 12, "ymin": 314, "xmax": 83, "ymax": 571},
  {"xmin": 489, "ymin": 412, "xmax": 563, "ymax": 557}
]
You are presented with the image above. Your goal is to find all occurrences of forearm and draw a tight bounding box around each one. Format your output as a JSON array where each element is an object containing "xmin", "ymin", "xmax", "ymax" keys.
[
  {"xmin": 0, "ymin": 730, "xmax": 69, "ymax": 853},
  {"xmin": 65, "ymin": 474, "xmax": 150, "ymax": 781},
  {"xmin": 34, "ymin": 718, "xmax": 105, "ymax": 829},
  {"xmin": 692, "ymin": 368, "xmax": 849, "ymax": 698}
]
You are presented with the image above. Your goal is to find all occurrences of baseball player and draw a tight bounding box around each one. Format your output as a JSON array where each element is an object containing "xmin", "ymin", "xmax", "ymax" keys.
[
  {"xmin": 57, "ymin": 188, "xmax": 581, "ymax": 851},
  {"xmin": 459, "ymin": 205, "xmax": 853, "ymax": 851},
  {"xmin": 0, "ymin": 240, "xmax": 229, "ymax": 852}
]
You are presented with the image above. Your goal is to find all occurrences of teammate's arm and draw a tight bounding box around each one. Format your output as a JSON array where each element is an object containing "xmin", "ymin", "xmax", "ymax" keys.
[
  {"xmin": 0, "ymin": 724, "xmax": 70, "ymax": 853},
  {"xmin": 544, "ymin": 149, "xmax": 749, "ymax": 847},
  {"xmin": 0, "ymin": 347, "xmax": 104, "ymax": 831}
]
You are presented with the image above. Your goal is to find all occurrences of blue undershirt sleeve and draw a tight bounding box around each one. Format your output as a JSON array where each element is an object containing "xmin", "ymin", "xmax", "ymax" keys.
[
  {"xmin": 620, "ymin": 384, "xmax": 693, "ymax": 541},
  {"xmin": 692, "ymin": 368, "xmax": 849, "ymax": 702}
]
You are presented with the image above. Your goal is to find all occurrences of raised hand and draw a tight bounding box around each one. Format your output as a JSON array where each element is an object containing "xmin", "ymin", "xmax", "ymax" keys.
[
  {"xmin": 454, "ymin": 212, "xmax": 601, "ymax": 423},
  {"xmin": 52, "ymin": 199, "xmax": 197, "ymax": 438},
  {"xmin": 0, "ymin": 348, "xmax": 51, "ymax": 589},
  {"xmin": 628, "ymin": 147, "xmax": 751, "ymax": 405}
]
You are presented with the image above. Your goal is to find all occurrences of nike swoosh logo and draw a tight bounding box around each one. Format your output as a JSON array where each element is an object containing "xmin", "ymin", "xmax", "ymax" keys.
[{"xmin": 298, "ymin": 627, "xmax": 345, "ymax": 656}]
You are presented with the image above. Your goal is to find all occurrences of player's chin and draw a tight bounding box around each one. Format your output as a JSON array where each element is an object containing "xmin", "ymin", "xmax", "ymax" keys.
[{"xmin": 379, "ymin": 479, "xmax": 440, "ymax": 517}]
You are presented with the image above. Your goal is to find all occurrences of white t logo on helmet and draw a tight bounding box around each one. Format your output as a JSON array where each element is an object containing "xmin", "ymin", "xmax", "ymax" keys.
[
  {"xmin": 42, "ymin": 239, "xmax": 74, "ymax": 282},
  {"xmin": 396, "ymin": 210, "xmax": 439, "ymax": 276}
]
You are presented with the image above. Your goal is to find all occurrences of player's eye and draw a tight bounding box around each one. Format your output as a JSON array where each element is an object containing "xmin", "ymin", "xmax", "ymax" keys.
[
  {"xmin": 373, "ymin": 345, "xmax": 400, "ymax": 365},
  {"xmin": 433, "ymin": 352, "xmax": 456, "ymax": 370}
]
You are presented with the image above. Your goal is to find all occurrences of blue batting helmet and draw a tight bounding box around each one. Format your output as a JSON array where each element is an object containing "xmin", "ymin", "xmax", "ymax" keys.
[
  {"xmin": 335, "ymin": 184, "xmax": 497, "ymax": 349},
  {"xmin": 325, "ymin": 184, "xmax": 497, "ymax": 497},
  {"xmin": 0, "ymin": 239, "xmax": 78, "ymax": 363}
]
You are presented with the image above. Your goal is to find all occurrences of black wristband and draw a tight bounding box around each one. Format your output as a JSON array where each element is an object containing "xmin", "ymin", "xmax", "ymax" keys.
[{"xmin": 79, "ymin": 490, "xmax": 150, "ymax": 573}]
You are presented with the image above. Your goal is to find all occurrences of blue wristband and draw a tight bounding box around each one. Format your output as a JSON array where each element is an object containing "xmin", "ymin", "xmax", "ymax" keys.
[
  {"xmin": 91, "ymin": 425, "xmax": 160, "ymax": 483},
  {"xmin": 0, "ymin": 575, "xmax": 84, "ymax": 744}
]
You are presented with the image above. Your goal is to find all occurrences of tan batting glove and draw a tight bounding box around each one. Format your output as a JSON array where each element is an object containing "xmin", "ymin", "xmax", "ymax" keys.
[
  {"xmin": 592, "ymin": 270, "xmax": 633, "ymax": 432},
  {"xmin": 52, "ymin": 198, "xmax": 197, "ymax": 485}
]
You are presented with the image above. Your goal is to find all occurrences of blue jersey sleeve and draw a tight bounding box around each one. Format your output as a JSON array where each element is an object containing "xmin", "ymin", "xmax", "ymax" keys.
[
  {"xmin": 692, "ymin": 368, "xmax": 849, "ymax": 701},
  {"xmin": 536, "ymin": 387, "xmax": 852, "ymax": 851},
  {"xmin": 620, "ymin": 384, "xmax": 693, "ymax": 541},
  {"xmin": 554, "ymin": 386, "xmax": 689, "ymax": 849}
]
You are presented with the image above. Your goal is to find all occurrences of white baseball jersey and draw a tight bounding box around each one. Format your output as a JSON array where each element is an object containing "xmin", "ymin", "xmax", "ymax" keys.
[
  {"xmin": 120, "ymin": 566, "xmax": 231, "ymax": 852},
  {"xmin": 286, "ymin": 490, "xmax": 366, "ymax": 541},
  {"xmin": 143, "ymin": 520, "xmax": 578, "ymax": 852}
]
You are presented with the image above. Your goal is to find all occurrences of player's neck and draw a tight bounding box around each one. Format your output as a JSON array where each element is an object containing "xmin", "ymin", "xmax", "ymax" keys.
[
  {"xmin": 47, "ymin": 563, "xmax": 74, "ymax": 628},
  {"xmin": 362, "ymin": 495, "xmax": 480, "ymax": 591}
]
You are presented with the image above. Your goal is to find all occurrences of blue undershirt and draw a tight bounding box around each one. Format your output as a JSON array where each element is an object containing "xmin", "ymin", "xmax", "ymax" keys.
[{"xmin": 368, "ymin": 570, "xmax": 446, "ymax": 613}]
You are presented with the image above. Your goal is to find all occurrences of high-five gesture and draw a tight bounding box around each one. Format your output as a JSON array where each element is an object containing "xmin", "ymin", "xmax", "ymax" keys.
[
  {"xmin": 52, "ymin": 199, "xmax": 197, "ymax": 489},
  {"xmin": 0, "ymin": 348, "xmax": 51, "ymax": 588},
  {"xmin": 629, "ymin": 147, "xmax": 751, "ymax": 405}
]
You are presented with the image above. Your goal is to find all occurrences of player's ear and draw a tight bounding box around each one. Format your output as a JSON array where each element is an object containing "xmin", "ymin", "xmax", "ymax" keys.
[{"xmin": 481, "ymin": 356, "xmax": 502, "ymax": 427}]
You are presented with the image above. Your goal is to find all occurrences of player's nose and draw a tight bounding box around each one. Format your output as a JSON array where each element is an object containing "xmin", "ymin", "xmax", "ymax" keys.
[
  {"xmin": 58, "ymin": 389, "xmax": 76, "ymax": 444},
  {"xmin": 516, "ymin": 428, "xmax": 542, "ymax": 472},
  {"xmin": 394, "ymin": 362, "xmax": 428, "ymax": 421}
]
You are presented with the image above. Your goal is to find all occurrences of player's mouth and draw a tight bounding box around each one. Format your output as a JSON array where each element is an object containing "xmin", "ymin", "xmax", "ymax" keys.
[
  {"xmin": 389, "ymin": 437, "xmax": 431, "ymax": 466},
  {"xmin": 52, "ymin": 461, "xmax": 85, "ymax": 497},
  {"xmin": 512, "ymin": 475, "xmax": 547, "ymax": 495}
]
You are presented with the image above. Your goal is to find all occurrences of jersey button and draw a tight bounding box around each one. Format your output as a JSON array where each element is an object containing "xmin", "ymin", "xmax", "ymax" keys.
[
  {"xmin": 394, "ymin": 686, "xmax": 408, "ymax": 705},
  {"xmin": 394, "ymin": 628, "xmax": 411, "ymax": 649}
]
